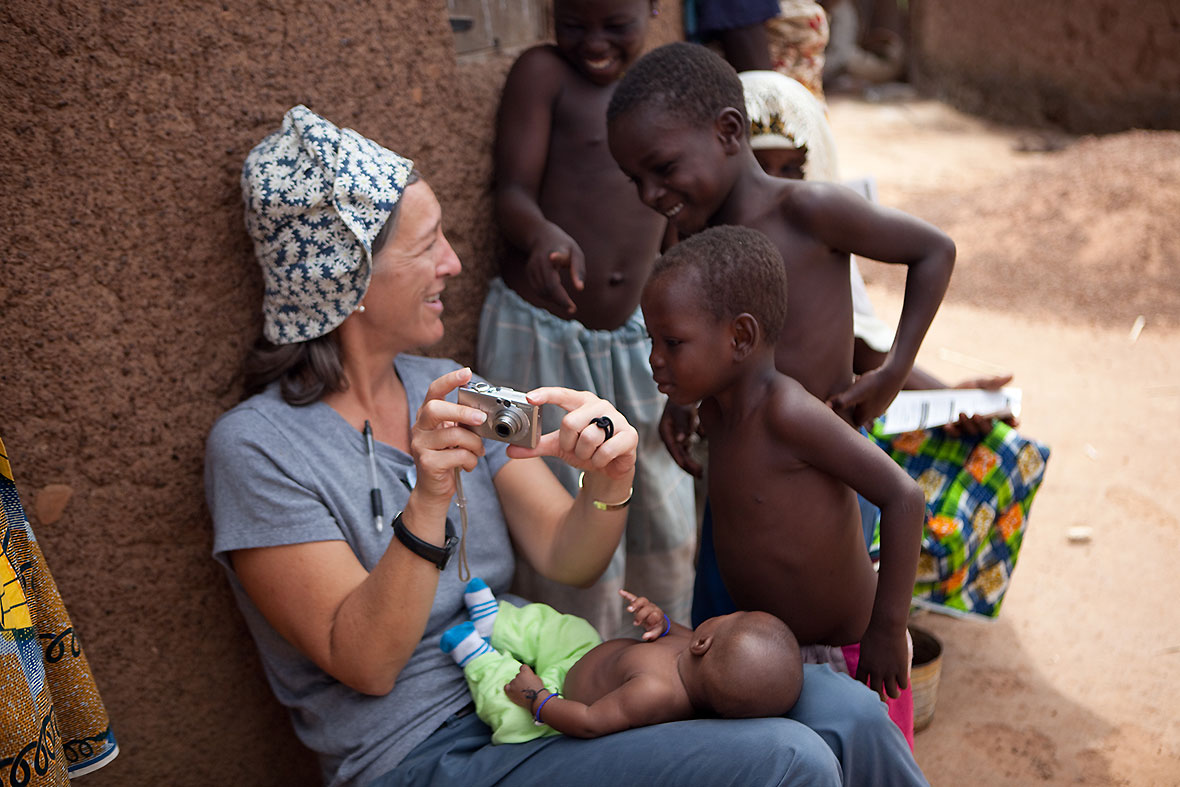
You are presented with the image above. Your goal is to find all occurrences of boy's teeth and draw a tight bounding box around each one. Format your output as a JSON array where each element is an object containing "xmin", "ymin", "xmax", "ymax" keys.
[{"xmin": 664, "ymin": 204, "xmax": 683, "ymax": 218}]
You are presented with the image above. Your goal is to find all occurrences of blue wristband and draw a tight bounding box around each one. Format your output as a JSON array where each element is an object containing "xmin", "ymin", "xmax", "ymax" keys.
[
  {"xmin": 534, "ymin": 691, "xmax": 559, "ymax": 725},
  {"xmin": 659, "ymin": 614, "xmax": 671, "ymax": 638}
]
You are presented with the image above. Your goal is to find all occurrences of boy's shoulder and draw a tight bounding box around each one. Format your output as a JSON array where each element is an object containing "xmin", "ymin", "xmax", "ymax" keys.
[
  {"xmin": 738, "ymin": 177, "xmax": 872, "ymax": 244},
  {"xmin": 506, "ymin": 44, "xmax": 573, "ymax": 84},
  {"xmin": 763, "ymin": 372, "xmax": 842, "ymax": 436},
  {"xmin": 774, "ymin": 178, "xmax": 859, "ymax": 222}
]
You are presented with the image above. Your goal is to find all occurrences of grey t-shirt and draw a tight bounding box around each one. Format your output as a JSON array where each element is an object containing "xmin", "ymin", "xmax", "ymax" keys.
[{"xmin": 205, "ymin": 354, "xmax": 518, "ymax": 787}]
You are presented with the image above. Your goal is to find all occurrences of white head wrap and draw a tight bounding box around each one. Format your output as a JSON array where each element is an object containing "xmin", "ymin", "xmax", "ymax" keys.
[
  {"xmin": 241, "ymin": 105, "xmax": 415, "ymax": 344},
  {"xmin": 740, "ymin": 70, "xmax": 839, "ymax": 182}
]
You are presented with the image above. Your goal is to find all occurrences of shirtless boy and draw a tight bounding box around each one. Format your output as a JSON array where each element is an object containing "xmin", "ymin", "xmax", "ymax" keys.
[
  {"xmin": 639, "ymin": 226, "xmax": 925, "ymax": 700},
  {"xmin": 479, "ymin": 1, "xmax": 695, "ymax": 637},
  {"xmin": 440, "ymin": 578, "xmax": 802, "ymax": 742},
  {"xmin": 607, "ymin": 41, "xmax": 956, "ymax": 441}
]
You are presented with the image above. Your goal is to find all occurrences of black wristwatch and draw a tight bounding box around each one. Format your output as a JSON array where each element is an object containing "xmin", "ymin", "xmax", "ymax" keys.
[{"xmin": 392, "ymin": 510, "xmax": 459, "ymax": 570}]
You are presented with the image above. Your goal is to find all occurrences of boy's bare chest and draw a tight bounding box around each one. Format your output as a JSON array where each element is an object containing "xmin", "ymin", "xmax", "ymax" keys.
[{"xmin": 550, "ymin": 87, "xmax": 613, "ymax": 155}]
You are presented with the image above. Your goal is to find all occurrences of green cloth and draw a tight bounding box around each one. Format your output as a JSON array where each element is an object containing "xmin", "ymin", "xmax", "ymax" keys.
[
  {"xmin": 866, "ymin": 420, "xmax": 1050, "ymax": 619},
  {"xmin": 463, "ymin": 601, "xmax": 601, "ymax": 744}
]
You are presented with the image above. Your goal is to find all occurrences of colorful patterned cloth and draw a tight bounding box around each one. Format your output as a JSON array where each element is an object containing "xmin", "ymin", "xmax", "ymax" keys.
[
  {"xmin": 1, "ymin": 437, "xmax": 117, "ymax": 785},
  {"xmin": 866, "ymin": 420, "xmax": 1051, "ymax": 619},
  {"xmin": 765, "ymin": 0, "xmax": 829, "ymax": 100}
]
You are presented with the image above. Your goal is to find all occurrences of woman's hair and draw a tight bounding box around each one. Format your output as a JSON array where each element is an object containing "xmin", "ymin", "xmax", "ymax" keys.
[
  {"xmin": 240, "ymin": 171, "xmax": 420, "ymax": 405},
  {"xmin": 240, "ymin": 333, "xmax": 346, "ymax": 405}
]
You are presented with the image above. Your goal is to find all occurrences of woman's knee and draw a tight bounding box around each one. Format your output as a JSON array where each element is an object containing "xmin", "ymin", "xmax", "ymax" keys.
[{"xmin": 693, "ymin": 718, "xmax": 841, "ymax": 786}]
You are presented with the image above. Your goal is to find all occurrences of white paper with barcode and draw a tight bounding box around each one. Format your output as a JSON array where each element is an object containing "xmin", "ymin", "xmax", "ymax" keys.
[{"xmin": 879, "ymin": 388, "xmax": 1022, "ymax": 434}]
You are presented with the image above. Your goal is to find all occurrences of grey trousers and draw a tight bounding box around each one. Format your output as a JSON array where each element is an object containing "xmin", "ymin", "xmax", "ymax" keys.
[{"xmin": 370, "ymin": 664, "xmax": 928, "ymax": 787}]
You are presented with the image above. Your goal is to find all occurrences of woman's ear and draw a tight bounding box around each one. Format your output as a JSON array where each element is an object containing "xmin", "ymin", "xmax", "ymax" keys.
[
  {"xmin": 716, "ymin": 107, "xmax": 746, "ymax": 155},
  {"xmin": 690, "ymin": 633, "xmax": 713, "ymax": 656},
  {"xmin": 731, "ymin": 313, "xmax": 759, "ymax": 360}
]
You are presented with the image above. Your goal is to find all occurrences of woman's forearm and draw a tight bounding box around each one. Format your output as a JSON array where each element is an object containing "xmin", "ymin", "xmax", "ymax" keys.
[
  {"xmin": 320, "ymin": 494, "xmax": 455, "ymax": 694},
  {"xmin": 536, "ymin": 469, "xmax": 632, "ymax": 587}
]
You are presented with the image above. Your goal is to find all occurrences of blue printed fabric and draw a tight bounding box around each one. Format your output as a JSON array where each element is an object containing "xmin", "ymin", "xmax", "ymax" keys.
[
  {"xmin": 1, "ymin": 437, "xmax": 118, "ymax": 784},
  {"xmin": 866, "ymin": 420, "xmax": 1051, "ymax": 619},
  {"xmin": 241, "ymin": 105, "xmax": 414, "ymax": 344}
]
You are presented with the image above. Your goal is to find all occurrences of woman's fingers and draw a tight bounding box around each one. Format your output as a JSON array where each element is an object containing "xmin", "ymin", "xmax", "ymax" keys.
[{"xmin": 509, "ymin": 387, "xmax": 638, "ymax": 476}]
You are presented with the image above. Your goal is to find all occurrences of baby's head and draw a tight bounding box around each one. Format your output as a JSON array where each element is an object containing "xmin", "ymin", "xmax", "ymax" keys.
[
  {"xmin": 642, "ymin": 225, "xmax": 786, "ymax": 403},
  {"xmin": 553, "ymin": 0, "xmax": 657, "ymax": 86},
  {"xmin": 679, "ymin": 610, "xmax": 803, "ymax": 718},
  {"xmin": 607, "ymin": 42, "xmax": 749, "ymax": 235},
  {"xmin": 740, "ymin": 70, "xmax": 838, "ymax": 182}
]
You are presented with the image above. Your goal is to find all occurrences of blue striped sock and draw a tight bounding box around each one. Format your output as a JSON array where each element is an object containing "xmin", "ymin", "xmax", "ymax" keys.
[
  {"xmin": 440, "ymin": 621, "xmax": 494, "ymax": 668},
  {"xmin": 464, "ymin": 577, "xmax": 498, "ymax": 639}
]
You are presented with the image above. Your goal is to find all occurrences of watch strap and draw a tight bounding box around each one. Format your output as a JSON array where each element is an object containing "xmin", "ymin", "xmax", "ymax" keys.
[{"xmin": 392, "ymin": 510, "xmax": 458, "ymax": 570}]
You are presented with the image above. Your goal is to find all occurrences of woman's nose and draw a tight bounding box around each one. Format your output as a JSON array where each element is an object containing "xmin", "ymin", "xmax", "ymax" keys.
[{"xmin": 438, "ymin": 235, "xmax": 462, "ymax": 277}]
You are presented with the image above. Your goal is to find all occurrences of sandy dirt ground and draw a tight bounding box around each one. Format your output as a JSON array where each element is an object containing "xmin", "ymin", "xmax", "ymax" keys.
[{"xmin": 824, "ymin": 97, "xmax": 1180, "ymax": 785}]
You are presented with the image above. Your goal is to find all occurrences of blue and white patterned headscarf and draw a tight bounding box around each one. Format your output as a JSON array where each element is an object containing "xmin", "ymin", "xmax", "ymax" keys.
[{"xmin": 241, "ymin": 105, "xmax": 414, "ymax": 344}]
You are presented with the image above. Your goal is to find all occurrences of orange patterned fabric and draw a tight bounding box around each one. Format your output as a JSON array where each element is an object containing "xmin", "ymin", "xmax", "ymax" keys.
[{"xmin": 0, "ymin": 437, "xmax": 118, "ymax": 785}]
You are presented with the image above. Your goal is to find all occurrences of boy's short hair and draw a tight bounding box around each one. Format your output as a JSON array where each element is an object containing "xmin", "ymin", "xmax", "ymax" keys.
[
  {"xmin": 651, "ymin": 225, "xmax": 787, "ymax": 343},
  {"xmin": 607, "ymin": 42, "xmax": 746, "ymax": 129}
]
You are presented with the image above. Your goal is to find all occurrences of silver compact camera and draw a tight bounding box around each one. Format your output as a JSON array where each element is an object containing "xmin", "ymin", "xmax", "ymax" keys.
[{"xmin": 457, "ymin": 381, "xmax": 541, "ymax": 448}]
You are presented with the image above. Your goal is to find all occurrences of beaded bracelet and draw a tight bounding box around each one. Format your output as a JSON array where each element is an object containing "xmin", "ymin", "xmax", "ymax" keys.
[{"xmin": 534, "ymin": 691, "xmax": 560, "ymax": 726}]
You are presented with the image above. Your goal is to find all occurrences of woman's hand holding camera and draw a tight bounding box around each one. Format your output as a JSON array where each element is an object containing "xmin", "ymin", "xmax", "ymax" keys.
[
  {"xmin": 410, "ymin": 367, "xmax": 489, "ymax": 509},
  {"xmin": 416, "ymin": 370, "xmax": 636, "ymax": 491},
  {"xmin": 509, "ymin": 387, "xmax": 637, "ymax": 482}
]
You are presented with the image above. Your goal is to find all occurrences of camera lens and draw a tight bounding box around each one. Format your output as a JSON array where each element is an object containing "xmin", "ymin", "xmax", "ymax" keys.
[{"xmin": 492, "ymin": 407, "xmax": 526, "ymax": 439}]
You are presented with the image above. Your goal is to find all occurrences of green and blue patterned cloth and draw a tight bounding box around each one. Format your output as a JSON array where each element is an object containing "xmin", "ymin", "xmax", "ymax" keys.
[{"xmin": 866, "ymin": 420, "xmax": 1050, "ymax": 619}]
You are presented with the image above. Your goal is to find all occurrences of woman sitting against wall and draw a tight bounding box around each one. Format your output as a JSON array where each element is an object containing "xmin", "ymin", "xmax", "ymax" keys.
[{"xmin": 204, "ymin": 105, "xmax": 921, "ymax": 787}]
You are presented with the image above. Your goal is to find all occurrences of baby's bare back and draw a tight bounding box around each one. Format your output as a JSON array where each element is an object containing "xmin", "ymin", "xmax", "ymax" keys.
[
  {"xmin": 500, "ymin": 49, "xmax": 664, "ymax": 329},
  {"xmin": 704, "ymin": 392, "xmax": 878, "ymax": 646}
]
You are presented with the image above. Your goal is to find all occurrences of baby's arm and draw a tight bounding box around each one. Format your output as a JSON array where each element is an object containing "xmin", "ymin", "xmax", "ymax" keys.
[
  {"xmin": 771, "ymin": 383, "xmax": 924, "ymax": 697},
  {"xmin": 494, "ymin": 47, "xmax": 585, "ymax": 313},
  {"xmin": 506, "ymin": 664, "xmax": 684, "ymax": 738},
  {"xmin": 620, "ymin": 588, "xmax": 686, "ymax": 640},
  {"xmin": 801, "ymin": 184, "xmax": 955, "ymax": 425}
]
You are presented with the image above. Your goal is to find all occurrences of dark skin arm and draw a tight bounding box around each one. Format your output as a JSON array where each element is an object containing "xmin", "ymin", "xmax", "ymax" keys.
[
  {"xmin": 770, "ymin": 381, "xmax": 925, "ymax": 697},
  {"xmin": 854, "ymin": 341, "xmax": 1018, "ymax": 437},
  {"xmin": 793, "ymin": 182, "xmax": 956, "ymax": 426},
  {"xmin": 506, "ymin": 666, "xmax": 681, "ymax": 738},
  {"xmin": 657, "ymin": 398, "xmax": 703, "ymax": 477},
  {"xmin": 494, "ymin": 47, "xmax": 585, "ymax": 314}
]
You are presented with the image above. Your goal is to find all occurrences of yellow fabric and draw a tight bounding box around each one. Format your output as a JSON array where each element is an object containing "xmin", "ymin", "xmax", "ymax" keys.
[{"xmin": 0, "ymin": 436, "xmax": 118, "ymax": 783}]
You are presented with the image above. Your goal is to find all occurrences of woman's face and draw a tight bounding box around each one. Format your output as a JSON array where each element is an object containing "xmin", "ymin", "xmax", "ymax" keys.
[{"xmin": 363, "ymin": 180, "xmax": 461, "ymax": 350}]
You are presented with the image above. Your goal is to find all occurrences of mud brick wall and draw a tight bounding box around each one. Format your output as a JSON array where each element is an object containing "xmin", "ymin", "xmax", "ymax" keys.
[
  {"xmin": 0, "ymin": 2, "xmax": 681, "ymax": 784},
  {"xmin": 910, "ymin": 0, "xmax": 1180, "ymax": 133}
]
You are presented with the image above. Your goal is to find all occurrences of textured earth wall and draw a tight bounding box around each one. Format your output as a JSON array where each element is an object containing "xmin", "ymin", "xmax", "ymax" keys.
[
  {"xmin": 910, "ymin": 0, "xmax": 1180, "ymax": 133},
  {"xmin": 0, "ymin": 2, "xmax": 681, "ymax": 784}
]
